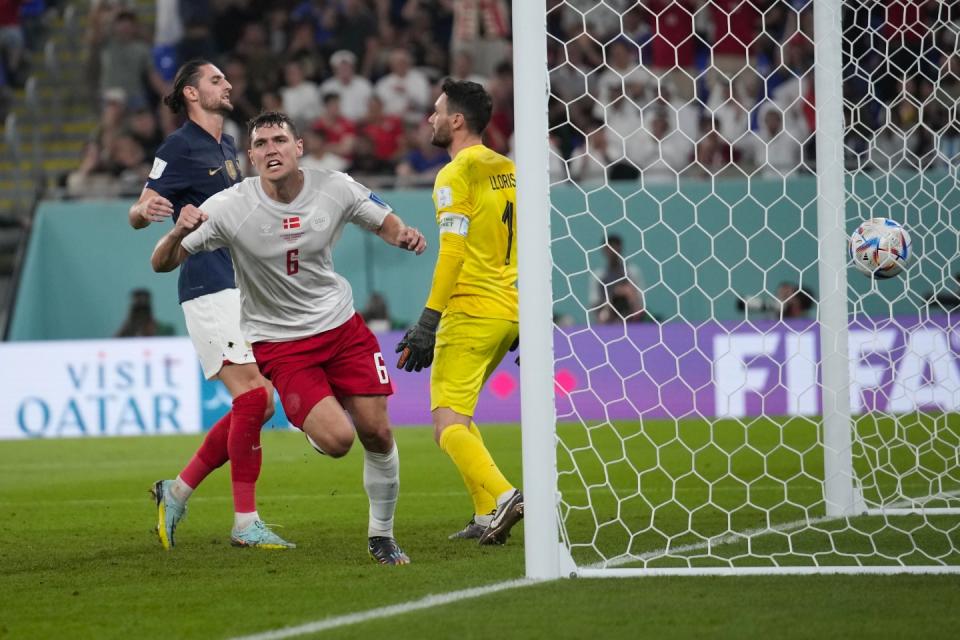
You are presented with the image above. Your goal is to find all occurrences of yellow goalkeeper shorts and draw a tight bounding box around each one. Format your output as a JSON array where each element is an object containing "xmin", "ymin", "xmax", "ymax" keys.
[{"xmin": 430, "ymin": 312, "xmax": 519, "ymax": 416}]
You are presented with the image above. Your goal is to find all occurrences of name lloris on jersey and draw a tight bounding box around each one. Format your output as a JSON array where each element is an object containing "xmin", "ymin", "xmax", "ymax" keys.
[{"xmin": 488, "ymin": 173, "xmax": 516, "ymax": 191}]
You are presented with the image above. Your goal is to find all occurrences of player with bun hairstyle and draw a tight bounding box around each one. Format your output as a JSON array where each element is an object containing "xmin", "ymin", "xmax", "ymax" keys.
[{"xmin": 131, "ymin": 60, "xmax": 293, "ymax": 551}]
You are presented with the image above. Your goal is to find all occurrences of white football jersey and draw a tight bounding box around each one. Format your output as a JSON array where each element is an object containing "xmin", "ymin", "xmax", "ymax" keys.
[{"xmin": 182, "ymin": 168, "xmax": 390, "ymax": 343}]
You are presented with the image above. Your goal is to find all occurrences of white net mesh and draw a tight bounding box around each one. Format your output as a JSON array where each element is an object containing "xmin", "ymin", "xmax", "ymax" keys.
[{"xmin": 540, "ymin": 0, "xmax": 960, "ymax": 570}]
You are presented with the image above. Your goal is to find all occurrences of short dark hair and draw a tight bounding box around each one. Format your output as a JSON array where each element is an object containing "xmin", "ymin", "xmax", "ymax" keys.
[
  {"xmin": 247, "ymin": 111, "xmax": 300, "ymax": 140},
  {"xmin": 162, "ymin": 59, "xmax": 213, "ymax": 114},
  {"xmin": 441, "ymin": 78, "xmax": 492, "ymax": 135}
]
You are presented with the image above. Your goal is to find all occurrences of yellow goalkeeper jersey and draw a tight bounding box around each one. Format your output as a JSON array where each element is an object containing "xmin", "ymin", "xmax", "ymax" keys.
[{"xmin": 431, "ymin": 144, "xmax": 518, "ymax": 321}]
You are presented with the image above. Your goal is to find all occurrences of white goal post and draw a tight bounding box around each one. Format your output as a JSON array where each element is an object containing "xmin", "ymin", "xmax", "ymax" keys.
[{"xmin": 513, "ymin": 0, "xmax": 960, "ymax": 578}]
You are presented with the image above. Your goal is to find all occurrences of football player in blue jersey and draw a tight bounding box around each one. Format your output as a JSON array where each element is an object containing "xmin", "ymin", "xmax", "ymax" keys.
[{"xmin": 130, "ymin": 59, "xmax": 292, "ymax": 551}]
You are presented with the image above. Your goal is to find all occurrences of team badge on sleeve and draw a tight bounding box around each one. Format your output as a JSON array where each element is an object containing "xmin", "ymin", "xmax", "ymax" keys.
[
  {"xmin": 436, "ymin": 186, "xmax": 453, "ymax": 208},
  {"xmin": 149, "ymin": 157, "xmax": 167, "ymax": 179}
]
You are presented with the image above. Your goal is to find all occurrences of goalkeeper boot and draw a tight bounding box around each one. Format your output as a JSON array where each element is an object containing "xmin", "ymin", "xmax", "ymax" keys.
[
  {"xmin": 478, "ymin": 490, "xmax": 524, "ymax": 546},
  {"xmin": 151, "ymin": 479, "xmax": 186, "ymax": 550},
  {"xmin": 448, "ymin": 512, "xmax": 494, "ymax": 540},
  {"xmin": 368, "ymin": 536, "xmax": 411, "ymax": 565},
  {"xmin": 231, "ymin": 521, "xmax": 296, "ymax": 550}
]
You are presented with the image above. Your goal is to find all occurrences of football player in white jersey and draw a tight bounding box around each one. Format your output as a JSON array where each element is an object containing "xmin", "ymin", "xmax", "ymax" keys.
[{"xmin": 150, "ymin": 111, "xmax": 427, "ymax": 565}]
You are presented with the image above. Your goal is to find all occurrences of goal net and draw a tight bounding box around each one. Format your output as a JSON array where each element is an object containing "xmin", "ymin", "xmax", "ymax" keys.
[{"xmin": 513, "ymin": 0, "xmax": 960, "ymax": 576}]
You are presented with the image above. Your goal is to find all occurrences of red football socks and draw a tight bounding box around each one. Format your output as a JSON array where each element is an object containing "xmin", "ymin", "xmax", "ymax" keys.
[
  {"xmin": 227, "ymin": 387, "xmax": 268, "ymax": 513},
  {"xmin": 179, "ymin": 410, "xmax": 231, "ymax": 488}
]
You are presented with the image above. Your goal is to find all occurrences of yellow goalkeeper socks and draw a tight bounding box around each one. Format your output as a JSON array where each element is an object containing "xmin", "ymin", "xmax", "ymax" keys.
[
  {"xmin": 467, "ymin": 420, "xmax": 484, "ymax": 443},
  {"xmin": 455, "ymin": 464, "xmax": 497, "ymax": 517},
  {"xmin": 439, "ymin": 423, "xmax": 512, "ymax": 514},
  {"xmin": 454, "ymin": 421, "xmax": 495, "ymax": 515}
]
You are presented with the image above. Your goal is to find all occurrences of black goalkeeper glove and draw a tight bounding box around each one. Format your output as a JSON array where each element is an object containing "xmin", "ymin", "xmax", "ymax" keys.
[
  {"xmin": 395, "ymin": 308, "xmax": 441, "ymax": 372},
  {"xmin": 510, "ymin": 335, "xmax": 520, "ymax": 366}
]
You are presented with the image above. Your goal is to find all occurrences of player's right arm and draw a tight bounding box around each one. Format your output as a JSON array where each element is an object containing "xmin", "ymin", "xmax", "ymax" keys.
[
  {"xmin": 151, "ymin": 205, "xmax": 207, "ymax": 272},
  {"xmin": 133, "ymin": 136, "xmax": 189, "ymax": 229},
  {"xmin": 129, "ymin": 187, "xmax": 174, "ymax": 229}
]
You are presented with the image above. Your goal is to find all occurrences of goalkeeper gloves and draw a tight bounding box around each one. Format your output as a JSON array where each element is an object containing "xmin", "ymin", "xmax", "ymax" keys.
[{"xmin": 395, "ymin": 308, "xmax": 441, "ymax": 372}]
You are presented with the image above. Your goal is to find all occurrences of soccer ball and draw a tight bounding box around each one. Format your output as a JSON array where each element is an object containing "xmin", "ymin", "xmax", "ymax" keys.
[{"xmin": 848, "ymin": 218, "xmax": 912, "ymax": 279}]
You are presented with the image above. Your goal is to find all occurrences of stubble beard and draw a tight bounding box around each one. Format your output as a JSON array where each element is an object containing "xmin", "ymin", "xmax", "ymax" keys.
[
  {"xmin": 201, "ymin": 94, "xmax": 233, "ymax": 117},
  {"xmin": 430, "ymin": 123, "xmax": 452, "ymax": 149}
]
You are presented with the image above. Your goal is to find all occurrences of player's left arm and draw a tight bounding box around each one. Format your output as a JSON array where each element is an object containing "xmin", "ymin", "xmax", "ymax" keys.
[
  {"xmin": 377, "ymin": 212, "xmax": 427, "ymax": 254},
  {"xmin": 395, "ymin": 164, "xmax": 472, "ymax": 372},
  {"xmin": 340, "ymin": 176, "xmax": 426, "ymax": 253},
  {"xmin": 395, "ymin": 220, "xmax": 468, "ymax": 371}
]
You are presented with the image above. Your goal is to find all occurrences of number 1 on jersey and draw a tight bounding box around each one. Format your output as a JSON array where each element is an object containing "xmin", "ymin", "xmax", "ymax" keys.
[{"xmin": 501, "ymin": 201, "xmax": 514, "ymax": 265}]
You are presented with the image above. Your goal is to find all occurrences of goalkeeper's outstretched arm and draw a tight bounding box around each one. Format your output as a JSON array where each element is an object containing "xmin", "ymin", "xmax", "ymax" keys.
[{"xmin": 395, "ymin": 230, "xmax": 467, "ymax": 372}]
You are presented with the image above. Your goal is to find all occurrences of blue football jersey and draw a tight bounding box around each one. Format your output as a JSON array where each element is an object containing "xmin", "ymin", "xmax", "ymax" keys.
[{"xmin": 146, "ymin": 119, "xmax": 243, "ymax": 303}]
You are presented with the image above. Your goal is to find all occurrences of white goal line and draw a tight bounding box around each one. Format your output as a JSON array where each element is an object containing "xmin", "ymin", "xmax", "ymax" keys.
[
  {"xmin": 224, "ymin": 489, "xmax": 960, "ymax": 639},
  {"xmin": 225, "ymin": 578, "xmax": 542, "ymax": 640}
]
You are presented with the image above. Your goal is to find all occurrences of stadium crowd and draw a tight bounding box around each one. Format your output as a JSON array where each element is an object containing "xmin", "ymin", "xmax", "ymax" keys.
[
  {"xmin": 0, "ymin": 1, "xmax": 51, "ymax": 119},
  {"xmin": 67, "ymin": 0, "xmax": 960, "ymax": 197}
]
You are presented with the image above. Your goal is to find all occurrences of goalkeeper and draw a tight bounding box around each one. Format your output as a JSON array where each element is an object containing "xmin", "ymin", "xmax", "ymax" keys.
[{"xmin": 396, "ymin": 79, "xmax": 523, "ymax": 545}]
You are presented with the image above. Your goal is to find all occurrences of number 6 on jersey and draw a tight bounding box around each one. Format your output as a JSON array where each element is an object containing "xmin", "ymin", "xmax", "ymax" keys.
[{"xmin": 286, "ymin": 249, "xmax": 299, "ymax": 275}]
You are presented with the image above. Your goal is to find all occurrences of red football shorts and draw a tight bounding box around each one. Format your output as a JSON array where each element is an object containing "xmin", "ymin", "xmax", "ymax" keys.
[{"xmin": 252, "ymin": 313, "xmax": 393, "ymax": 429}]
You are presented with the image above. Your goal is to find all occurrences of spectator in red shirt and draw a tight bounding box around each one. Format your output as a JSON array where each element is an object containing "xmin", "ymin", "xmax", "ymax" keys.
[
  {"xmin": 883, "ymin": 0, "xmax": 931, "ymax": 45},
  {"xmin": 359, "ymin": 94, "xmax": 405, "ymax": 164},
  {"xmin": 643, "ymin": 0, "xmax": 697, "ymax": 101},
  {"xmin": 0, "ymin": 0, "xmax": 25, "ymax": 87},
  {"xmin": 349, "ymin": 132, "xmax": 397, "ymax": 175},
  {"xmin": 484, "ymin": 61, "xmax": 513, "ymax": 154},
  {"xmin": 711, "ymin": 0, "xmax": 762, "ymax": 79},
  {"xmin": 645, "ymin": 0, "xmax": 696, "ymax": 68},
  {"xmin": 310, "ymin": 93, "xmax": 357, "ymax": 160}
]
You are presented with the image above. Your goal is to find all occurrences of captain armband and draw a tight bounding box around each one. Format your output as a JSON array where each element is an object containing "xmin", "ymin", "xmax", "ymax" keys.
[{"xmin": 438, "ymin": 213, "xmax": 469, "ymax": 237}]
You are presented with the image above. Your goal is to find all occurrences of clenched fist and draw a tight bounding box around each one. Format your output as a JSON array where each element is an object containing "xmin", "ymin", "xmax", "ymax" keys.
[{"xmin": 175, "ymin": 204, "xmax": 208, "ymax": 233}]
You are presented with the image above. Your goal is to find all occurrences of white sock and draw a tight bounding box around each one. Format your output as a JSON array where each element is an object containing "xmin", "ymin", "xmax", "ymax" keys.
[
  {"xmin": 496, "ymin": 489, "xmax": 516, "ymax": 508},
  {"xmin": 363, "ymin": 443, "xmax": 399, "ymax": 538},
  {"xmin": 234, "ymin": 511, "xmax": 260, "ymax": 532},
  {"xmin": 475, "ymin": 513, "xmax": 494, "ymax": 527},
  {"xmin": 171, "ymin": 476, "xmax": 194, "ymax": 503}
]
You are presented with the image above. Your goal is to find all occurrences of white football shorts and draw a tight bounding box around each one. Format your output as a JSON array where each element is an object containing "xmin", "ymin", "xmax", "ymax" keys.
[{"xmin": 181, "ymin": 287, "xmax": 256, "ymax": 380}]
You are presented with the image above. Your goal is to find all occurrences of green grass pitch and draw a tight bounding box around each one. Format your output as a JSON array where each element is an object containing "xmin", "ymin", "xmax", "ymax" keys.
[{"xmin": 1, "ymin": 421, "xmax": 959, "ymax": 639}]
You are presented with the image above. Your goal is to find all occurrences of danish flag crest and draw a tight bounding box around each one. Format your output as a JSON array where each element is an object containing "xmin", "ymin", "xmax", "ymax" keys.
[{"xmin": 282, "ymin": 216, "xmax": 301, "ymax": 230}]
